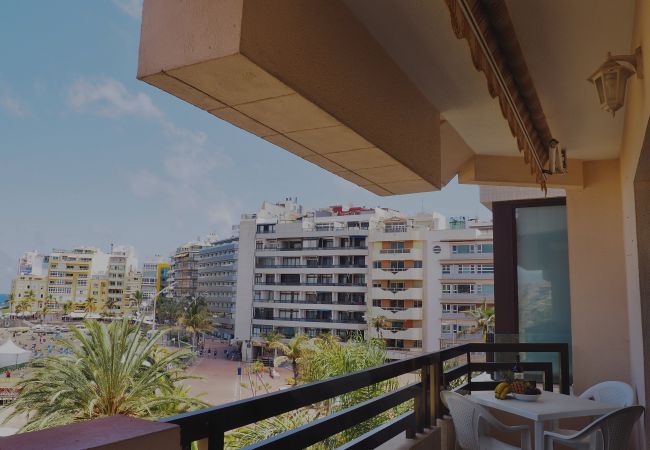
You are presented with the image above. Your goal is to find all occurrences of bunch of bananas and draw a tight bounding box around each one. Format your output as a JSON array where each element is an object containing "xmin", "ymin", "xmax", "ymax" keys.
[{"xmin": 494, "ymin": 382, "xmax": 511, "ymax": 400}]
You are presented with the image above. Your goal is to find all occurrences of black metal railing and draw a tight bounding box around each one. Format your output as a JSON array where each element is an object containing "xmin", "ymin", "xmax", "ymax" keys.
[{"xmin": 161, "ymin": 342, "xmax": 569, "ymax": 450}]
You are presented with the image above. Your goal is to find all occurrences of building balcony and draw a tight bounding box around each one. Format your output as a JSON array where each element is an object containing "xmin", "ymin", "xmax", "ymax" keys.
[
  {"xmin": 255, "ymin": 265, "xmax": 367, "ymax": 274},
  {"xmin": 254, "ymin": 300, "xmax": 366, "ymax": 311},
  {"xmin": 254, "ymin": 283, "xmax": 367, "ymax": 293},
  {"xmin": 440, "ymin": 293, "xmax": 494, "ymax": 302},
  {"xmin": 444, "ymin": 252, "xmax": 493, "ymax": 260},
  {"xmin": 440, "ymin": 332, "xmax": 484, "ymax": 341},
  {"xmin": 439, "ymin": 272, "xmax": 493, "ymax": 280},
  {"xmin": 370, "ymin": 268, "xmax": 423, "ymax": 281},
  {"xmin": 252, "ymin": 317, "xmax": 366, "ymax": 330},
  {"xmin": 371, "ymin": 287, "xmax": 423, "ymax": 300},
  {"xmin": 441, "ymin": 312, "xmax": 477, "ymax": 320},
  {"xmin": 369, "ymin": 327, "xmax": 422, "ymax": 341},
  {"xmin": 374, "ymin": 247, "xmax": 422, "ymax": 261},
  {"xmin": 369, "ymin": 306, "xmax": 422, "ymax": 321}
]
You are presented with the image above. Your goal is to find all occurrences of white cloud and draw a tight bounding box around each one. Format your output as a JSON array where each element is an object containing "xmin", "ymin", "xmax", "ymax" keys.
[
  {"xmin": 0, "ymin": 89, "xmax": 30, "ymax": 118},
  {"xmin": 68, "ymin": 76, "xmax": 238, "ymax": 234},
  {"xmin": 68, "ymin": 78, "xmax": 162, "ymax": 119},
  {"xmin": 112, "ymin": 0, "xmax": 143, "ymax": 19}
]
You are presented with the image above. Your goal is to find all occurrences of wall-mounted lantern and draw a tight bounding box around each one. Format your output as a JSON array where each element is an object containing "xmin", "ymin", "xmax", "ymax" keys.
[{"xmin": 588, "ymin": 47, "xmax": 643, "ymax": 116}]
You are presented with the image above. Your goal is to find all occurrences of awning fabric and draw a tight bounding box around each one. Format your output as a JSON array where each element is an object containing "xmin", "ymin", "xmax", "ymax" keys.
[{"xmin": 444, "ymin": 0, "xmax": 553, "ymax": 190}]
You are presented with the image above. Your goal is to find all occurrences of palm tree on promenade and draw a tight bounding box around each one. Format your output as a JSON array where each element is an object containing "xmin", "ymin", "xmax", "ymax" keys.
[
  {"xmin": 130, "ymin": 290, "xmax": 144, "ymax": 316},
  {"xmin": 62, "ymin": 301, "xmax": 73, "ymax": 318},
  {"xmin": 180, "ymin": 297, "xmax": 213, "ymax": 349},
  {"xmin": 271, "ymin": 334, "xmax": 308, "ymax": 385},
  {"xmin": 8, "ymin": 319, "xmax": 207, "ymax": 432},
  {"xmin": 263, "ymin": 330, "xmax": 284, "ymax": 361},
  {"xmin": 83, "ymin": 297, "xmax": 96, "ymax": 317},
  {"xmin": 104, "ymin": 297, "xmax": 119, "ymax": 316},
  {"xmin": 370, "ymin": 315, "xmax": 389, "ymax": 339},
  {"xmin": 462, "ymin": 300, "xmax": 495, "ymax": 342}
]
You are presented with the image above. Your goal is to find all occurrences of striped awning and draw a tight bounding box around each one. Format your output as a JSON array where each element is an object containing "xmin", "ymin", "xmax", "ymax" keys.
[{"xmin": 444, "ymin": 0, "xmax": 553, "ymax": 190}]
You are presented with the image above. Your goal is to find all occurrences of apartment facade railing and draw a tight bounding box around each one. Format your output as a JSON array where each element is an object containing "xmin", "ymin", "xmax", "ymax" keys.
[{"xmin": 161, "ymin": 342, "xmax": 569, "ymax": 450}]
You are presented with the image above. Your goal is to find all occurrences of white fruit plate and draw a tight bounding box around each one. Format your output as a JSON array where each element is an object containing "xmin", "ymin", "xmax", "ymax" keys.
[{"xmin": 512, "ymin": 393, "xmax": 541, "ymax": 402}]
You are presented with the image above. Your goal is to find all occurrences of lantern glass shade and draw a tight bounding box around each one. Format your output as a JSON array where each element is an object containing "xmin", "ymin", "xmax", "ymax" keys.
[{"xmin": 590, "ymin": 61, "xmax": 635, "ymax": 116}]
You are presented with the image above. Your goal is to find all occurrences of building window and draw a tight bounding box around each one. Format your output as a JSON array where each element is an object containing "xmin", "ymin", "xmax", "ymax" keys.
[
  {"xmin": 372, "ymin": 261, "xmax": 381, "ymax": 269},
  {"xmin": 413, "ymin": 261, "xmax": 422, "ymax": 268},
  {"xmin": 433, "ymin": 245, "xmax": 441, "ymax": 254},
  {"xmin": 442, "ymin": 264, "xmax": 450, "ymax": 274}
]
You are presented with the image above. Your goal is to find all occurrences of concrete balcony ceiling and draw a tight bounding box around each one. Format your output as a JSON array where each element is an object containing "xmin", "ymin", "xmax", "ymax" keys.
[{"xmin": 139, "ymin": 0, "xmax": 632, "ymax": 193}]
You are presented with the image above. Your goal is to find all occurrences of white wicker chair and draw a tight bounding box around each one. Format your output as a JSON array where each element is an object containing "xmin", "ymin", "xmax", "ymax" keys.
[
  {"xmin": 544, "ymin": 405, "xmax": 644, "ymax": 450},
  {"xmin": 441, "ymin": 390, "xmax": 532, "ymax": 450},
  {"xmin": 578, "ymin": 381, "xmax": 635, "ymax": 407},
  {"xmin": 553, "ymin": 381, "xmax": 636, "ymax": 440}
]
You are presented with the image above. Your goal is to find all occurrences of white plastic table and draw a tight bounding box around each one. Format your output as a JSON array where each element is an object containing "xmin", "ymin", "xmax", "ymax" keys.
[{"xmin": 468, "ymin": 390, "xmax": 619, "ymax": 449}]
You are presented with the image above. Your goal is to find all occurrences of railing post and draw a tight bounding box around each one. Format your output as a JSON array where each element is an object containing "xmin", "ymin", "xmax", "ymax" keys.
[
  {"xmin": 421, "ymin": 364, "xmax": 431, "ymax": 428},
  {"xmin": 559, "ymin": 344, "xmax": 570, "ymax": 394},
  {"xmin": 431, "ymin": 354, "xmax": 443, "ymax": 421}
]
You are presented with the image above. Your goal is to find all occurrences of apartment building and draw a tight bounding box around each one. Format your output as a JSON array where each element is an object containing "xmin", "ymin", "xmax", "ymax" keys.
[
  {"xmin": 437, "ymin": 218, "xmax": 494, "ymax": 349},
  {"xmin": 106, "ymin": 245, "xmax": 139, "ymax": 311},
  {"xmin": 141, "ymin": 257, "xmax": 171, "ymax": 302},
  {"xmin": 10, "ymin": 274, "xmax": 48, "ymax": 308},
  {"xmin": 235, "ymin": 201, "xmax": 395, "ymax": 361},
  {"xmin": 46, "ymin": 247, "xmax": 110, "ymax": 304},
  {"xmin": 368, "ymin": 215, "xmax": 494, "ymax": 359},
  {"xmin": 170, "ymin": 241, "xmax": 209, "ymax": 301},
  {"xmin": 88, "ymin": 275, "xmax": 109, "ymax": 308},
  {"xmin": 197, "ymin": 237, "xmax": 239, "ymax": 339},
  {"xmin": 17, "ymin": 251, "xmax": 48, "ymax": 276}
]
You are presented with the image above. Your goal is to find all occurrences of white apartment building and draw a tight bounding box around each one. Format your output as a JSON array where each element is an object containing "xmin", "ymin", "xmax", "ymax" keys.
[
  {"xmin": 235, "ymin": 202, "xmax": 395, "ymax": 361},
  {"xmin": 17, "ymin": 251, "xmax": 48, "ymax": 276},
  {"xmin": 368, "ymin": 215, "xmax": 494, "ymax": 359},
  {"xmin": 106, "ymin": 245, "xmax": 139, "ymax": 310}
]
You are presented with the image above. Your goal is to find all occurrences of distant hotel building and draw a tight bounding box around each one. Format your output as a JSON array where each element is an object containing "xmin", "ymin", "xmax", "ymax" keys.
[
  {"xmin": 235, "ymin": 200, "xmax": 397, "ymax": 360},
  {"xmin": 231, "ymin": 200, "xmax": 493, "ymax": 362},
  {"xmin": 142, "ymin": 257, "xmax": 171, "ymax": 302},
  {"xmin": 170, "ymin": 241, "xmax": 209, "ymax": 301},
  {"xmin": 10, "ymin": 245, "xmax": 145, "ymax": 314},
  {"xmin": 197, "ymin": 237, "xmax": 239, "ymax": 339},
  {"xmin": 46, "ymin": 247, "xmax": 110, "ymax": 305},
  {"xmin": 367, "ymin": 214, "xmax": 493, "ymax": 359}
]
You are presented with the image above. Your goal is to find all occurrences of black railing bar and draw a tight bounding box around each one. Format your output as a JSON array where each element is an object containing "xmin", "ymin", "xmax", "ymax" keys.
[
  {"xmin": 443, "ymin": 363, "xmax": 470, "ymax": 384},
  {"xmin": 244, "ymin": 384, "xmax": 420, "ymax": 450},
  {"xmin": 162, "ymin": 355, "xmax": 431, "ymax": 436},
  {"xmin": 337, "ymin": 412, "xmax": 416, "ymax": 450},
  {"xmin": 437, "ymin": 345, "xmax": 471, "ymax": 360},
  {"xmin": 469, "ymin": 363, "xmax": 553, "ymax": 392},
  {"xmin": 466, "ymin": 343, "xmax": 568, "ymax": 353}
]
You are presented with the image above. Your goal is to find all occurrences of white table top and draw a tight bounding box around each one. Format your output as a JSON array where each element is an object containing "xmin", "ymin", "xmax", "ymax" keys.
[{"xmin": 468, "ymin": 390, "xmax": 619, "ymax": 421}]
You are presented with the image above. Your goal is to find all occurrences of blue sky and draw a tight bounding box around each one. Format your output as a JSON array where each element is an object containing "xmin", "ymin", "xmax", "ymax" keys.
[{"xmin": 0, "ymin": 0, "xmax": 489, "ymax": 292}]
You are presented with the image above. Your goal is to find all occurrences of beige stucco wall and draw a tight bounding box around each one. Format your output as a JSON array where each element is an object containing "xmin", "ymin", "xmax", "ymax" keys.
[
  {"xmin": 618, "ymin": 0, "xmax": 650, "ymax": 446},
  {"xmin": 565, "ymin": 160, "xmax": 631, "ymax": 392}
]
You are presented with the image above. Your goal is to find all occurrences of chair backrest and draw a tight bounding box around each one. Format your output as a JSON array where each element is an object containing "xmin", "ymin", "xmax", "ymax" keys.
[
  {"xmin": 441, "ymin": 391, "xmax": 481, "ymax": 450},
  {"xmin": 579, "ymin": 381, "xmax": 636, "ymax": 407},
  {"xmin": 570, "ymin": 405, "xmax": 644, "ymax": 450}
]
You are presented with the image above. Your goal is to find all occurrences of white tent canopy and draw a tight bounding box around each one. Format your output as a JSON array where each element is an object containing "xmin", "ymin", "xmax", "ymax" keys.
[{"xmin": 0, "ymin": 339, "xmax": 31, "ymax": 368}]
